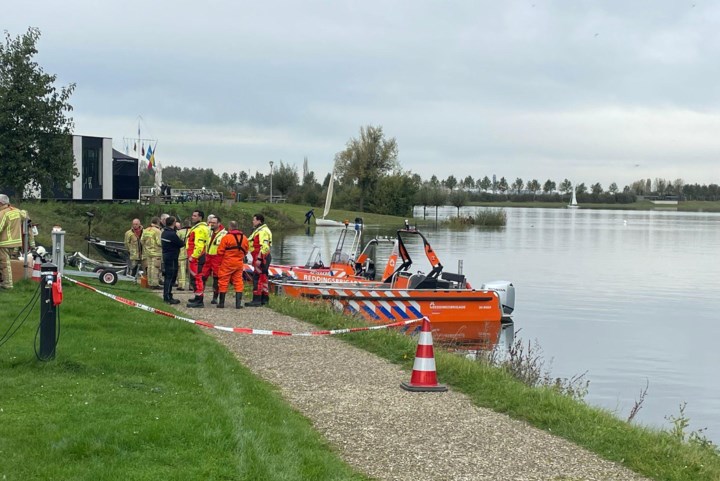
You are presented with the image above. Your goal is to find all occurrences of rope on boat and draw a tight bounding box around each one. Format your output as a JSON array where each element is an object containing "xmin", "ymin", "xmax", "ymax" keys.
[{"xmin": 61, "ymin": 274, "xmax": 423, "ymax": 337}]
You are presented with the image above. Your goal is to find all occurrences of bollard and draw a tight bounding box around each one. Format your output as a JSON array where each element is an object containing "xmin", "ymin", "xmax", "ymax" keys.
[
  {"xmin": 39, "ymin": 263, "xmax": 58, "ymax": 360},
  {"xmin": 51, "ymin": 229, "xmax": 65, "ymax": 275}
]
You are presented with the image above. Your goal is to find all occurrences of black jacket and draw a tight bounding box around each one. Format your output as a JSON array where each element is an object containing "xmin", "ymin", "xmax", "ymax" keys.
[{"xmin": 161, "ymin": 226, "xmax": 185, "ymax": 259}]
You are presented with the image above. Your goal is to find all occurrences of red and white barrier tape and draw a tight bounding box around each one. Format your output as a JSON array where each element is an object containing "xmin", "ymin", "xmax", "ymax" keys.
[{"xmin": 61, "ymin": 275, "xmax": 423, "ymax": 336}]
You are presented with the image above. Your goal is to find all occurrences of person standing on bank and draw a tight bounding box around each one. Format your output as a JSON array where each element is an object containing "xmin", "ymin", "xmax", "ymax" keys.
[
  {"xmin": 141, "ymin": 217, "xmax": 162, "ymax": 289},
  {"xmin": 304, "ymin": 208, "xmax": 315, "ymax": 224},
  {"xmin": 160, "ymin": 216, "xmax": 184, "ymax": 304},
  {"xmin": 216, "ymin": 220, "xmax": 249, "ymax": 309},
  {"xmin": 245, "ymin": 213, "xmax": 272, "ymax": 307},
  {"xmin": 186, "ymin": 210, "xmax": 210, "ymax": 308},
  {"xmin": 202, "ymin": 215, "xmax": 227, "ymax": 305},
  {"xmin": 175, "ymin": 220, "xmax": 189, "ymax": 290},
  {"xmin": 0, "ymin": 194, "xmax": 28, "ymax": 290},
  {"xmin": 124, "ymin": 218, "xmax": 143, "ymax": 276}
]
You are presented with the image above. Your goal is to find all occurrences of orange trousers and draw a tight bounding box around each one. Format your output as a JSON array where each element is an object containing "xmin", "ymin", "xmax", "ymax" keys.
[{"xmin": 218, "ymin": 261, "xmax": 244, "ymax": 293}]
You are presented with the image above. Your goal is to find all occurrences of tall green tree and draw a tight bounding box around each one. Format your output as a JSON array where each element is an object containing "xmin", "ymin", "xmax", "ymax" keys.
[
  {"xmin": 370, "ymin": 173, "xmax": 419, "ymax": 216},
  {"xmin": 543, "ymin": 179, "xmax": 556, "ymax": 193},
  {"xmin": 478, "ymin": 176, "xmax": 491, "ymax": 192},
  {"xmin": 512, "ymin": 177, "xmax": 524, "ymax": 194},
  {"xmin": 272, "ymin": 161, "xmax": 299, "ymax": 197},
  {"xmin": 443, "ymin": 175, "xmax": 458, "ymax": 191},
  {"xmin": 559, "ymin": 179, "xmax": 573, "ymax": 194},
  {"xmin": 0, "ymin": 27, "xmax": 76, "ymax": 198},
  {"xmin": 335, "ymin": 125, "xmax": 399, "ymax": 211},
  {"xmin": 448, "ymin": 190, "xmax": 468, "ymax": 216}
]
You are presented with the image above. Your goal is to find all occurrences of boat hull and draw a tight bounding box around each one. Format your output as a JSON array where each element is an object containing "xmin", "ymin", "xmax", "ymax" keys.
[{"xmin": 273, "ymin": 280, "xmax": 505, "ymax": 344}]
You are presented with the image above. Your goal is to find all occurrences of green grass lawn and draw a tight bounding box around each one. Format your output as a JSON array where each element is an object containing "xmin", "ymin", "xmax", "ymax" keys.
[{"xmin": 0, "ymin": 280, "xmax": 370, "ymax": 481}]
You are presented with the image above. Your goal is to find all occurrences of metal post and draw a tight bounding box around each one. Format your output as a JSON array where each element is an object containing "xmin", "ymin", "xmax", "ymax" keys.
[
  {"xmin": 51, "ymin": 229, "xmax": 66, "ymax": 274},
  {"xmin": 39, "ymin": 263, "xmax": 57, "ymax": 360},
  {"xmin": 269, "ymin": 160, "xmax": 274, "ymax": 203}
]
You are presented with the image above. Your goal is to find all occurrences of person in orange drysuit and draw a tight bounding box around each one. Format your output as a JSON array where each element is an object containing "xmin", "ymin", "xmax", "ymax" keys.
[{"xmin": 215, "ymin": 220, "xmax": 249, "ymax": 309}]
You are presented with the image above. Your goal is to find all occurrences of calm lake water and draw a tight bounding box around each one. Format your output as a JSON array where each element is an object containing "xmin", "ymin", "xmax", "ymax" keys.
[{"xmin": 273, "ymin": 207, "xmax": 720, "ymax": 443}]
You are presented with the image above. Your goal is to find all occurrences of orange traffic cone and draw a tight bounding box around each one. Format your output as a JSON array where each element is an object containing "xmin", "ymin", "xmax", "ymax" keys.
[
  {"xmin": 31, "ymin": 257, "xmax": 42, "ymax": 282},
  {"xmin": 401, "ymin": 317, "xmax": 448, "ymax": 392}
]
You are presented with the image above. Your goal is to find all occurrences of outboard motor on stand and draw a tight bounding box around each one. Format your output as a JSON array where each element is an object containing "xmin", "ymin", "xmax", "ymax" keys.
[{"xmin": 481, "ymin": 281, "xmax": 515, "ymax": 320}]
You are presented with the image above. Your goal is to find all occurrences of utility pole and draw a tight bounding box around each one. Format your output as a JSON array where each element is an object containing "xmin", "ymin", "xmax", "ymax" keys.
[{"xmin": 269, "ymin": 160, "xmax": 274, "ymax": 203}]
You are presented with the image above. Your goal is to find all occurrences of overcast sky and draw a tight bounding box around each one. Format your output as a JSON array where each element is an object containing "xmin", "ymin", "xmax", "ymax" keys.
[{"xmin": 6, "ymin": 1, "xmax": 720, "ymax": 188}]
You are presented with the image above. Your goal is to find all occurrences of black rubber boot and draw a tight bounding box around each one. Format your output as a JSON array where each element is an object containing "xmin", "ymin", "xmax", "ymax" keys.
[
  {"xmin": 235, "ymin": 292, "xmax": 243, "ymax": 309},
  {"xmin": 217, "ymin": 293, "xmax": 226, "ymax": 308},
  {"xmin": 210, "ymin": 292, "xmax": 219, "ymax": 305},
  {"xmin": 261, "ymin": 293, "xmax": 269, "ymax": 306},
  {"xmin": 187, "ymin": 296, "xmax": 204, "ymax": 308},
  {"xmin": 245, "ymin": 294, "xmax": 262, "ymax": 307}
]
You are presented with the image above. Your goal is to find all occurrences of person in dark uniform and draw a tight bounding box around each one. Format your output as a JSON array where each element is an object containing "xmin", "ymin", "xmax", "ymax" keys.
[
  {"xmin": 161, "ymin": 216, "xmax": 185, "ymax": 304},
  {"xmin": 304, "ymin": 209, "xmax": 315, "ymax": 224}
]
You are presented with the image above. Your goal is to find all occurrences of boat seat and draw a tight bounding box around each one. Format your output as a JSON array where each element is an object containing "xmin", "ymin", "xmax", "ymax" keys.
[
  {"xmin": 441, "ymin": 271, "xmax": 466, "ymax": 286},
  {"xmin": 407, "ymin": 273, "xmax": 426, "ymax": 289}
]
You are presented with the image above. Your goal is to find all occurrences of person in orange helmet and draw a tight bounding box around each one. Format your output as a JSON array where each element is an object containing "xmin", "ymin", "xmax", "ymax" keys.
[{"xmin": 215, "ymin": 220, "xmax": 249, "ymax": 309}]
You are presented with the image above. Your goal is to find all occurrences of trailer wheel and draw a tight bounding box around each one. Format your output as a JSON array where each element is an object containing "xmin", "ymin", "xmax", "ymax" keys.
[
  {"xmin": 93, "ymin": 266, "xmax": 104, "ymax": 273},
  {"xmin": 99, "ymin": 269, "xmax": 118, "ymax": 285}
]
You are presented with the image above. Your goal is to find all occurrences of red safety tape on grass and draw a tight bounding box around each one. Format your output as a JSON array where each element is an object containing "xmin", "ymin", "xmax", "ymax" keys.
[{"xmin": 61, "ymin": 275, "xmax": 423, "ymax": 336}]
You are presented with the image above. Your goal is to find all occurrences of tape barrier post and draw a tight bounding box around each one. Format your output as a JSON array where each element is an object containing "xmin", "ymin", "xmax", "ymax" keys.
[
  {"xmin": 40, "ymin": 263, "xmax": 58, "ymax": 360},
  {"xmin": 401, "ymin": 317, "xmax": 447, "ymax": 392}
]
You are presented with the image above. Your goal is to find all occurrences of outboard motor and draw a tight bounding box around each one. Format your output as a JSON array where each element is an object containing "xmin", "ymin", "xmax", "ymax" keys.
[{"xmin": 481, "ymin": 281, "xmax": 515, "ymax": 319}]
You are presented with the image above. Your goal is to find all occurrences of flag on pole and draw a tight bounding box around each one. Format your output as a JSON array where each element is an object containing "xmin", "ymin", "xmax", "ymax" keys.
[
  {"xmin": 133, "ymin": 142, "xmax": 137, "ymax": 152},
  {"xmin": 142, "ymin": 144, "xmax": 145, "ymax": 157},
  {"xmin": 146, "ymin": 145, "xmax": 154, "ymax": 171}
]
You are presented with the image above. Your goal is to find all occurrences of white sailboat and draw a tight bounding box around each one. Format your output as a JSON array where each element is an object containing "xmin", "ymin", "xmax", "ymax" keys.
[
  {"xmin": 568, "ymin": 186, "xmax": 579, "ymax": 209},
  {"xmin": 316, "ymin": 167, "xmax": 346, "ymax": 227}
]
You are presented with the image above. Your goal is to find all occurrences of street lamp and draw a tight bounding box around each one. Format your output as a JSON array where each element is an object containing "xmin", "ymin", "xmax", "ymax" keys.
[{"xmin": 269, "ymin": 160, "xmax": 274, "ymax": 203}]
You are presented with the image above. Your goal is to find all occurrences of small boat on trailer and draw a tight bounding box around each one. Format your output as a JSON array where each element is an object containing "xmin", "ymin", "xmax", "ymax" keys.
[
  {"xmin": 272, "ymin": 222, "xmax": 515, "ymax": 345},
  {"xmin": 85, "ymin": 235, "xmax": 129, "ymax": 263}
]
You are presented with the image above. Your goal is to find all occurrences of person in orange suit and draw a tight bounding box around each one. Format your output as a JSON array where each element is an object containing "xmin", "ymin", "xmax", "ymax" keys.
[{"xmin": 216, "ymin": 220, "xmax": 249, "ymax": 309}]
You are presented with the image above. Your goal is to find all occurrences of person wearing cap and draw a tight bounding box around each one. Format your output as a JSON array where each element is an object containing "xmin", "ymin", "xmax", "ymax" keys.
[{"xmin": 0, "ymin": 194, "xmax": 28, "ymax": 290}]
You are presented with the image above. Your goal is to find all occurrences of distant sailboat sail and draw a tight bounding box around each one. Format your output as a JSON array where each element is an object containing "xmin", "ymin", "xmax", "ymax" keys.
[
  {"xmin": 568, "ymin": 186, "xmax": 579, "ymax": 208},
  {"xmin": 323, "ymin": 168, "xmax": 334, "ymax": 219},
  {"xmin": 316, "ymin": 167, "xmax": 345, "ymax": 227}
]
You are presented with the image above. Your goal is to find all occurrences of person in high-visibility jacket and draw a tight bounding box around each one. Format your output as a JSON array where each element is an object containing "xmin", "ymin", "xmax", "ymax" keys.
[
  {"xmin": 175, "ymin": 220, "xmax": 189, "ymax": 290},
  {"xmin": 0, "ymin": 194, "xmax": 27, "ymax": 290},
  {"xmin": 123, "ymin": 218, "xmax": 143, "ymax": 276},
  {"xmin": 245, "ymin": 213, "xmax": 272, "ymax": 307},
  {"xmin": 140, "ymin": 217, "xmax": 162, "ymax": 288},
  {"xmin": 202, "ymin": 215, "xmax": 227, "ymax": 305},
  {"xmin": 185, "ymin": 210, "xmax": 210, "ymax": 308},
  {"xmin": 216, "ymin": 220, "xmax": 249, "ymax": 309}
]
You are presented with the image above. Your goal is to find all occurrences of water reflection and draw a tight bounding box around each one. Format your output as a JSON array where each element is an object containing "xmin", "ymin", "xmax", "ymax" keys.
[{"xmin": 276, "ymin": 208, "xmax": 720, "ymax": 443}]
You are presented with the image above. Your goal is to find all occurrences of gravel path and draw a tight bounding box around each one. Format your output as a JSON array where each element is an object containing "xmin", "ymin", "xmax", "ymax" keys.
[{"xmin": 176, "ymin": 296, "xmax": 650, "ymax": 481}]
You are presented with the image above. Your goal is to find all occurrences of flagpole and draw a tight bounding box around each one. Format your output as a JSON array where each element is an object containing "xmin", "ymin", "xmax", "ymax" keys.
[{"xmin": 137, "ymin": 118, "xmax": 141, "ymax": 176}]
